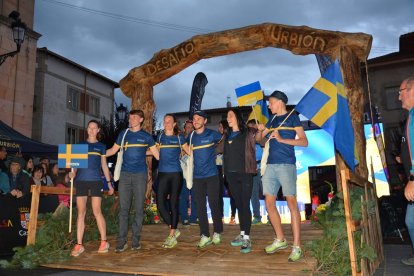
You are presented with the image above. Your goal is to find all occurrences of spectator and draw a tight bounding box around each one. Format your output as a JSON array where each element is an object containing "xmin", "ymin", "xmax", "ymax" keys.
[
  {"xmin": 49, "ymin": 163, "xmax": 59, "ymax": 185},
  {"xmin": 30, "ymin": 165, "xmax": 46, "ymax": 186},
  {"xmin": 8, "ymin": 156, "xmax": 30, "ymax": 198},
  {"xmin": 23, "ymin": 155, "xmax": 34, "ymax": 176},
  {"xmin": 0, "ymin": 146, "xmax": 7, "ymax": 173},
  {"xmin": 0, "ymin": 170, "xmax": 9, "ymax": 194}
]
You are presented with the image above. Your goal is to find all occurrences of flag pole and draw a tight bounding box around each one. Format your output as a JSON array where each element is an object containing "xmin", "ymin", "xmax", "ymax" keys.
[
  {"xmin": 251, "ymin": 105, "xmax": 258, "ymax": 124},
  {"xmin": 69, "ymin": 168, "xmax": 74, "ymax": 233}
]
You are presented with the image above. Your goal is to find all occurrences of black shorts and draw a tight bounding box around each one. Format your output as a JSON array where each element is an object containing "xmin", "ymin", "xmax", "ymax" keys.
[{"xmin": 75, "ymin": 181, "xmax": 102, "ymax": 197}]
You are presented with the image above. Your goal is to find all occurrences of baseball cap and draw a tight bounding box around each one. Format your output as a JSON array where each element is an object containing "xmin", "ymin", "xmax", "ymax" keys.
[{"xmin": 193, "ymin": 110, "xmax": 208, "ymax": 119}]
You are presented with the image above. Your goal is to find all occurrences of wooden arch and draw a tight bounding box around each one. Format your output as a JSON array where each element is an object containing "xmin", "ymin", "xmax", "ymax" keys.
[{"xmin": 119, "ymin": 23, "xmax": 372, "ymax": 177}]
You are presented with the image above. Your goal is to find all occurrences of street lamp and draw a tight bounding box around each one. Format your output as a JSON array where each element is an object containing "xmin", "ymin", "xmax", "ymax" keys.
[
  {"xmin": 0, "ymin": 11, "xmax": 27, "ymax": 66},
  {"xmin": 115, "ymin": 103, "xmax": 129, "ymax": 130}
]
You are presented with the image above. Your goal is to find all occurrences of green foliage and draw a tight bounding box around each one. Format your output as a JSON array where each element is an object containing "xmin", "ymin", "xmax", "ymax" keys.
[
  {"xmin": 1, "ymin": 195, "xmax": 159, "ymax": 269},
  {"xmin": 306, "ymin": 187, "xmax": 377, "ymax": 275}
]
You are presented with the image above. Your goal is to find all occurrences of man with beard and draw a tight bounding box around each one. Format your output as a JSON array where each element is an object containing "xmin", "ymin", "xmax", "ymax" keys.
[{"xmin": 189, "ymin": 110, "xmax": 223, "ymax": 248}]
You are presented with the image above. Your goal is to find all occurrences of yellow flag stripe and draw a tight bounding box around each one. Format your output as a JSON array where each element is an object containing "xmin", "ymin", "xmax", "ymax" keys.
[
  {"xmin": 312, "ymin": 78, "xmax": 337, "ymax": 126},
  {"xmin": 237, "ymin": 90, "xmax": 263, "ymax": 106}
]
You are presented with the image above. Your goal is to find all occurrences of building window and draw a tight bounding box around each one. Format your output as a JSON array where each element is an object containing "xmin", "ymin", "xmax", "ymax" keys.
[
  {"xmin": 67, "ymin": 86, "xmax": 80, "ymax": 111},
  {"xmin": 385, "ymin": 86, "xmax": 401, "ymax": 110},
  {"xmin": 89, "ymin": 96, "xmax": 100, "ymax": 117},
  {"xmin": 66, "ymin": 126, "xmax": 79, "ymax": 144},
  {"xmin": 66, "ymin": 125, "xmax": 85, "ymax": 143}
]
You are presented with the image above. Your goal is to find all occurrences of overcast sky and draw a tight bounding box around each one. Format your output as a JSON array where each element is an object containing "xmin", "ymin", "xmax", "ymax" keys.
[{"xmin": 34, "ymin": 0, "xmax": 414, "ymax": 125}]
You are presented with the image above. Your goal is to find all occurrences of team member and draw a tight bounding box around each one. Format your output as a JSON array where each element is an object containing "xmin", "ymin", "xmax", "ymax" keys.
[
  {"xmin": 106, "ymin": 109, "xmax": 159, "ymax": 252},
  {"xmin": 70, "ymin": 120, "xmax": 114, "ymax": 257},
  {"xmin": 190, "ymin": 110, "xmax": 223, "ymax": 248},
  {"xmin": 156, "ymin": 114, "xmax": 189, "ymax": 248},
  {"xmin": 224, "ymin": 109, "xmax": 257, "ymax": 253},
  {"xmin": 257, "ymin": 91, "xmax": 308, "ymax": 262}
]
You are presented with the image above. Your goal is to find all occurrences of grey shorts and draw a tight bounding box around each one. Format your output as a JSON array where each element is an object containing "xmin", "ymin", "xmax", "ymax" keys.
[{"xmin": 262, "ymin": 164, "xmax": 297, "ymax": 197}]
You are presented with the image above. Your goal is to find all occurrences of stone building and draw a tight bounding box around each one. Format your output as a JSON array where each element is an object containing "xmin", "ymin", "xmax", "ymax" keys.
[
  {"xmin": 363, "ymin": 32, "xmax": 414, "ymax": 185},
  {"xmin": 33, "ymin": 47, "xmax": 118, "ymax": 145},
  {"xmin": 0, "ymin": 0, "xmax": 40, "ymax": 137}
]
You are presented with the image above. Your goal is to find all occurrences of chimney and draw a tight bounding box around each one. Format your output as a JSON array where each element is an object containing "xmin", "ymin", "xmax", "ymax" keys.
[{"xmin": 399, "ymin": 32, "xmax": 414, "ymax": 53}]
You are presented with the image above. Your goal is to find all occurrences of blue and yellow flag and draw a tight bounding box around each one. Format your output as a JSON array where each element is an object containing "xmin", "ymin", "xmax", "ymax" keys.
[
  {"xmin": 58, "ymin": 144, "xmax": 88, "ymax": 169},
  {"xmin": 296, "ymin": 60, "xmax": 357, "ymax": 171},
  {"xmin": 235, "ymin": 81, "xmax": 263, "ymax": 106},
  {"xmin": 248, "ymin": 98, "xmax": 269, "ymax": 124}
]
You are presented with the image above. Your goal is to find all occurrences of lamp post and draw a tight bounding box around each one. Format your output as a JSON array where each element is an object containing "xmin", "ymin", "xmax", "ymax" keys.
[
  {"xmin": 115, "ymin": 103, "xmax": 129, "ymax": 130},
  {"xmin": 0, "ymin": 11, "xmax": 27, "ymax": 66}
]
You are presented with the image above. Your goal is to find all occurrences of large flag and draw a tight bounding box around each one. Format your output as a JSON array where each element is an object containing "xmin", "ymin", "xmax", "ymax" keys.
[
  {"xmin": 296, "ymin": 60, "xmax": 357, "ymax": 171},
  {"xmin": 189, "ymin": 72, "xmax": 208, "ymax": 119},
  {"xmin": 235, "ymin": 81, "xmax": 263, "ymax": 106},
  {"xmin": 248, "ymin": 98, "xmax": 269, "ymax": 124},
  {"xmin": 58, "ymin": 144, "xmax": 89, "ymax": 169}
]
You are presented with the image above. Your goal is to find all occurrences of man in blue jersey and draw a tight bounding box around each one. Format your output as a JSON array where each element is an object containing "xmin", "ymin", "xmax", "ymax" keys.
[
  {"xmin": 398, "ymin": 77, "xmax": 414, "ymax": 266},
  {"xmin": 257, "ymin": 91, "xmax": 308, "ymax": 262},
  {"xmin": 106, "ymin": 109, "xmax": 159, "ymax": 252},
  {"xmin": 189, "ymin": 110, "xmax": 223, "ymax": 248}
]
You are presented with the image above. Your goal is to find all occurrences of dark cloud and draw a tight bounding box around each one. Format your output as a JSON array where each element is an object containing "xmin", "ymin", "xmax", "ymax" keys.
[{"xmin": 35, "ymin": 0, "xmax": 414, "ymax": 124}]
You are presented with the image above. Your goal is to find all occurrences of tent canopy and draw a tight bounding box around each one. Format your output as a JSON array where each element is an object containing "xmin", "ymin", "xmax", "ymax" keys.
[{"xmin": 0, "ymin": 121, "xmax": 57, "ymax": 158}]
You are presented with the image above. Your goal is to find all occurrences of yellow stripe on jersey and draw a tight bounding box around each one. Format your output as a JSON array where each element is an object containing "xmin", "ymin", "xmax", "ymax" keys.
[
  {"xmin": 124, "ymin": 144, "xmax": 149, "ymax": 148},
  {"xmin": 88, "ymin": 152, "xmax": 102, "ymax": 156},
  {"xmin": 268, "ymin": 126, "xmax": 297, "ymax": 131},
  {"xmin": 159, "ymin": 145, "xmax": 180, "ymax": 148},
  {"xmin": 192, "ymin": 143, "xmax": 215, "ymax": 150}
]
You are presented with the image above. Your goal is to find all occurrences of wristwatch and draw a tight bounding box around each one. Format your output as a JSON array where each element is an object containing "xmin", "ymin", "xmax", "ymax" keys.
[{"xmin": 409, "ymin": 175, "xmax": 414, "ymax": 181}]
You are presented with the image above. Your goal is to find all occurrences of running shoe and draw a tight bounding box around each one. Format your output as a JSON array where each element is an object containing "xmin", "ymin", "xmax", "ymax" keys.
[
  {"xmin": 212, "ymin": 232, "xmax": 221, "ymax": 245},
  {"xmin": 264, "ymin": 238, "xmax": 288, "ymax": 254},
  {"xmin": 97, "ymin": 241, "xmax": 110, "ymax": 253},
  {"xmin": 162, "ymin": 235, "xmax": 177, "ymax": 249},
  {"xmin": 240, "ymin": 239, "xmax": 252, "ymax": 254},
  {"xmin": 251, "ymin": 217, "xmax": 262, "ymax": 225},
  {"xmin": 230, "ymin": 234, "xmax": 243, "ymax": 246},
  {"xmin": 115, "ymin": 242, "xmax": 128, "ymax": 253},
  {"xmin": 197, "ymin": 235, "xmax": 212, "ymax": 248},
  {"xmin": 288, "ymin": 246, "xmax": 303, "ymax": 262},
  {"xmin": 228, "ymin": 217, "xmax": 236, "ymax": 225},
  {"xmin": 70, "ymin": 244, "xmax": 85, "ymax": 257}
]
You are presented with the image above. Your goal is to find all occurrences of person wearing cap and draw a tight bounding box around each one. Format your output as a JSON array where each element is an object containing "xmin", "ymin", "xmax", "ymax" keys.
[
  {"xmin": 256, "ymin": 90, "xmax": 308, "ymax": 262},
  {"xmin": 8, "ymin": 156, "xmax": 30, "ymax": 198},
  {"xmin": 190, "ymin": 110, "xmax": 223, "ymax": 248},
  {"xmin": 179, "ymin": 120, "xmax": 198, "ymax": 226}
]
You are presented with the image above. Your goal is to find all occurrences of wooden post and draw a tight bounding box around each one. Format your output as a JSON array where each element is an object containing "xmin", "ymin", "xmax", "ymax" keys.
[
  {"xmin": 69, "ymin": 168, "xmax": 74, "ymax": 233},
  {"xmin": 341, "ymin": 169, "xmax": 359, "ymax": 276},
  {"xmin": 27, "ymin": 185, "xmax": 41, "ymax": 245}
]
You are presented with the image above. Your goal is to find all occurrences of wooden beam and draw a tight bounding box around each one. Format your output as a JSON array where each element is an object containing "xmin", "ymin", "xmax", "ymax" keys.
[{"xmin": 27, "ymin": 185, "xmax": 40, "ymax": 245}]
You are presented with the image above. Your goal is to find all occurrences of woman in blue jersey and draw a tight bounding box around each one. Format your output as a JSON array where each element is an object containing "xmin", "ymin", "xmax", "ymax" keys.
[
  {"xmin": 70, "ymin": 120, "xmax": 114, "ymax": 257},
  {"xmin": 156, "ymin": 114, "xmax": 189, "ymax": 248}
]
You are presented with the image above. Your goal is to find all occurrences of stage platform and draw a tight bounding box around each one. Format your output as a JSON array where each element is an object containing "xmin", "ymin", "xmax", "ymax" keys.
[{"xmin": 43, "ymin": 222, "xmax": 322, "ymax": 275}]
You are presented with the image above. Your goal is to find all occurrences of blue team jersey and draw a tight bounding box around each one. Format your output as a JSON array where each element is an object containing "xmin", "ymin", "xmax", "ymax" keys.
[
  {"xmin": 76, "ymin": 141, "xmax": 106, "ymax": 181},
  {"xmin": 157, "ymin": 133, "xmax": 185, "ymax": 172},
  {"xmin": 265, "ymin": 113, "xmax": 302, "ymax": 164},
  {"xmin": 116, "ymin": 129, "xmax": 155, "ymax": 173},
  {"xmin": 188, "ymin": 128, "xmax": 222, "ymax": 179}
]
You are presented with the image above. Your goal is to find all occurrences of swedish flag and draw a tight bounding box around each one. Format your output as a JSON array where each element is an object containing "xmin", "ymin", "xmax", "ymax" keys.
[
  {"xmin": 235, "ymin": 81, "xmax": 264, "ymax": 106},
  {"xmin": 248, "ymin": 98, "xmax": 269, "ymax": 124},
  {"xmin": 58, "ymin": 144, "xmax": 89, "ymax": 169},
  {"xmin": 296, "ymin": 60, "xmax": 357, "ymax": 171}
]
